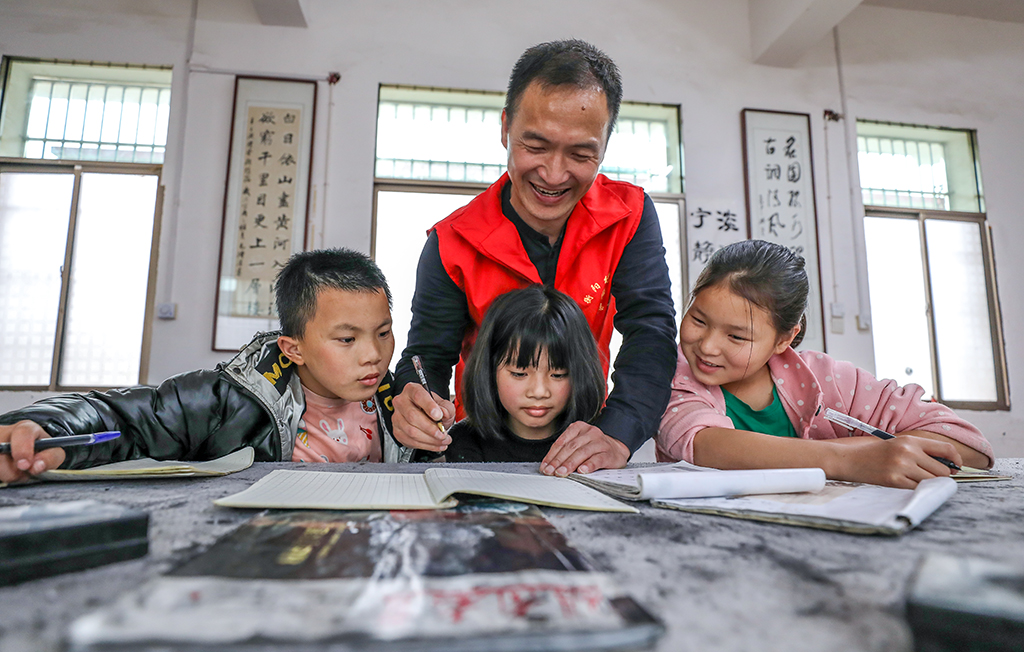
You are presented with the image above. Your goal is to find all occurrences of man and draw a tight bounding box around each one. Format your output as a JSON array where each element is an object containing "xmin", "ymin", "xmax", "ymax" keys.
[{"xmin": 393, "ymin": 39, "xmax": 677, "ymax": 476}]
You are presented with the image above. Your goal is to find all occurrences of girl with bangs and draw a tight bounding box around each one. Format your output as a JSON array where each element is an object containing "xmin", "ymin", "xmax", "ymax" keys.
[{"xmin": 442, "ymin": 284, "xmax": 606, "ymax": 463}]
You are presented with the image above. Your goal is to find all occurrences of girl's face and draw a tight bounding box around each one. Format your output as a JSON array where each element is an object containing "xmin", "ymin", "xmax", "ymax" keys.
[
  {"xmin": 680, "ymin": 282, "xmax": 795, "ymax": 395},
  {"xmin": 496, "ymin": 349, "xmax": 571, "ymax": 441}
]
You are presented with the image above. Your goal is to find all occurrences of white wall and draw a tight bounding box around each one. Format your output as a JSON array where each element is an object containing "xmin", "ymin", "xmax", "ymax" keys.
[{"xmin": 1, "ymin": 1, "xmax": 1021, "ymax": 454}]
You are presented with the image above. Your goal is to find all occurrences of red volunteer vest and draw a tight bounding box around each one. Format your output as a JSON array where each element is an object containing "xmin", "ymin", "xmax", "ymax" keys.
[{"xmin": 431, "ymin": 173, "xmax": 645, "ymax": 417}]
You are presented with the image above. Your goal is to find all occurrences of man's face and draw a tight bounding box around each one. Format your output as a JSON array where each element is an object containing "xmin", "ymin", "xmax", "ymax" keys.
[
  {"xmin": 501, "ymin": 81, "xmax": 610, "ymax": 241},
  {"xmin": 279, "ymin": 288, "xmax": 394, "ymax": 402}
]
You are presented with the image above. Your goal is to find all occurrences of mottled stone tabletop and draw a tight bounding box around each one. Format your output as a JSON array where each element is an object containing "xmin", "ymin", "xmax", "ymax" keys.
[{"xmin": 1, "ymin": 459, "xmax": 1021, "ymax": 652}]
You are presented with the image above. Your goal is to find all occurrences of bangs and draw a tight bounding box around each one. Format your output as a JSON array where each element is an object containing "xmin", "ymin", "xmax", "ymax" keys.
[{"xmin": 499, "ymin": 324, "xmax": 570, "ymax": 371}]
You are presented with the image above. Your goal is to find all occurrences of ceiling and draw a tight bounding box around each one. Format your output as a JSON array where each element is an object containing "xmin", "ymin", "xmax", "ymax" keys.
[{"xmin": 861, "ymin": 0, "xmax": 1024, "ymax": 24}]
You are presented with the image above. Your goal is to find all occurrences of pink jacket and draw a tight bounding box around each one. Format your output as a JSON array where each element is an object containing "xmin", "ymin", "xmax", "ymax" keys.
[{"xmin": 656, "ymin": 346, "xmax": 994, "ymax": 467}]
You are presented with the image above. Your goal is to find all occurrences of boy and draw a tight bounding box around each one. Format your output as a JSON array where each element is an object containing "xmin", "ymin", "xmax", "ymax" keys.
[{"xmin": 0, "ymin": 249, "xmax": 430, "ymax": 484}]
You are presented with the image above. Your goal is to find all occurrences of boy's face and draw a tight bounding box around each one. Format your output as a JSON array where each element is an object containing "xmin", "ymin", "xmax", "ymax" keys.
[{"xmin": 278, "ymin": 288, "xmax": 394, "ymax": 402}]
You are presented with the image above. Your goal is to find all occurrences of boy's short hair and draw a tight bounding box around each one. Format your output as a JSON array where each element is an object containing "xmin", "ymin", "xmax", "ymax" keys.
[{"xmin": 274, "ymin": 248, "xmax": 391, "ymax": 338}]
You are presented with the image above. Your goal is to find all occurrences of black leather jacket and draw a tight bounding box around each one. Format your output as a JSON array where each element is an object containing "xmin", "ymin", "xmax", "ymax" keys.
[{"xmin": 0, "ymin": 332, "xmax": 412, "ymax": 468}]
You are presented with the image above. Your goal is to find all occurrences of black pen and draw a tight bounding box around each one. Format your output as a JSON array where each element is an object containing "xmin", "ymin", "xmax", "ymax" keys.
[
  {"xmin": 822, "ymin": 408, "xmax": 960, "ymax": 471},
  {"xmin": 411, "ymin": 355, "xmax": 447, "ymax": 437},
  {"xmin": 0, "ymin": 431, "xmax": 121, "ymax": 455}
]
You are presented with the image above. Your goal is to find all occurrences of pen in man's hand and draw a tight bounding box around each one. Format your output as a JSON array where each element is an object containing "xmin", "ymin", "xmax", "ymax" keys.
[
  {"xmin": 411, "ymin": 355, "xmax": 447, "ymax": 436},
  {"xmin": 822, "ymin": 409, "xmax": 960, "ymax": 471},
  {"xmin": 0, "ymin": 431, "xmax": 121, "ymax": 455}
]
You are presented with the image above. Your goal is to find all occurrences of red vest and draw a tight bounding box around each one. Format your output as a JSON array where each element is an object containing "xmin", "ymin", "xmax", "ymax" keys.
[{"xmin": 432, "ymin": 173, "xmax": 645, "ymax": 417}]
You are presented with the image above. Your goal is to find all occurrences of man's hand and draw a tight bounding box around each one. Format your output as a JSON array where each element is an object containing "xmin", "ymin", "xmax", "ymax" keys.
[
  {"xmin": 392, "ymin": 383, "xmax": 454, "ymax": 452},
  {"xmin": 0, "ymin": 420, "xmax": 66, "ymax": 484},
  {"xmin": 541, "ymin": 422, "xmax": 630, "ymax": 476}
]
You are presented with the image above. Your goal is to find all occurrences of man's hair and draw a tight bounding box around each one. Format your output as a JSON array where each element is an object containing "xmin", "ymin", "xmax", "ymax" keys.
[
  {"xmin": 504, "ymin": 39, "xmax": 623, "ymax": 141},
  {"xmin": 274, "ymin": 248, "xmax": 391, "ymax": 338},
  {"xmin": 461, "ymin": 285, "xmax": 605, "ymax": 441}
]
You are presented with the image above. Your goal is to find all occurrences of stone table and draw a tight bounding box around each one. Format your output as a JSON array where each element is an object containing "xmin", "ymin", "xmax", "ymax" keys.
[{"xmin": 1, "ymin": 460, "xmax": 1021, "ymax": 652}]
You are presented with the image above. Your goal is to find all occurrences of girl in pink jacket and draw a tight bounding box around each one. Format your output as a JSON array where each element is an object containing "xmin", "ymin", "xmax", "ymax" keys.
[{"xmin": 656, "ymin": 240, "xmax": 993, "ymax": 488}]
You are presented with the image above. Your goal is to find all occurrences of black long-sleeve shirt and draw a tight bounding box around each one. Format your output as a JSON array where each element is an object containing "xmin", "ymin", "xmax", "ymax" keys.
[{"xmin": 394, "ymin": 185, "xmax": 677, "ymax": 454}]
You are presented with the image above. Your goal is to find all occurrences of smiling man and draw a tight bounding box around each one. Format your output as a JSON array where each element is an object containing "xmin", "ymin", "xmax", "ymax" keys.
[{"xmin": 393, "ymin": 39, "xmax": 677, "ymax": 476}]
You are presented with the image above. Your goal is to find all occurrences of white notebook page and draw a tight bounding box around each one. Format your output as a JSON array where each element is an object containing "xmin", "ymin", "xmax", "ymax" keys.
[
  {"xmin": 214, "ymin": 470, "xmax": 454, "ymax": 509},
  {"xmin": 424, "ymin": 468, "xmax": 637, "ymax": 512}
]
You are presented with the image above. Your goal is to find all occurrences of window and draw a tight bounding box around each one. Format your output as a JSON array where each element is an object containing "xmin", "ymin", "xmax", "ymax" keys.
[
  {"xmin": 858, "ymin": 120, "xmax": 1007, "ymax": 409},
  {"xmin": 0, "ymin": 59, "xmax": 167, "ymax": 389},
  {"xmin": 372, "ymin": 86, "xmax": 685, "ymax": 393},
  {"xmin": 0, "ymin": 59, "xmax": 171, "ymax": 163}
]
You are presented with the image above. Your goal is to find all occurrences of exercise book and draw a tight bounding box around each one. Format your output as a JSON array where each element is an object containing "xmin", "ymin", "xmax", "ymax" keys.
[
  {"xmin": 39, "ymin": 447, "xmax": 254, "ymax": 481},
  {"xmin": 653, "ymin": 476, "xmax": 958, "ymax": 535},
  {"xmin": 214, "ymin": 468, "xmax": 638, "ymax": 513}
]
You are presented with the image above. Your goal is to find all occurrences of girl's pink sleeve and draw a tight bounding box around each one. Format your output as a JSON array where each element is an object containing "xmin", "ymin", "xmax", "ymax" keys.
[
  {"xmin": 655, "ymin": 348, "xmax": 733, "ymax": 463},
  {"xmin": 814, "ymin": 353, "xmax": 995, "ymax": 467}
]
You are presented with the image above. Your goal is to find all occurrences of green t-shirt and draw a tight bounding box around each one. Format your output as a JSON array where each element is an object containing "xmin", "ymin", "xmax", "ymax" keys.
[{"xmin": 722, "ymin": 386, "xmax": 798, "ymax": 438}]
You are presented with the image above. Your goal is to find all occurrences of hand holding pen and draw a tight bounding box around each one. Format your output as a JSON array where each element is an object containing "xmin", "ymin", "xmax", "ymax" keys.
[
  {"xmin": 0, "ymin": 420, "xmax": 120, "ymax": 483},
  {"xmin": 412, "ymin": 355, "xmax": 448, "ymax": 437},
  {"xmin": 822, "ymin": 408, "xmax": 961, "ymax": 471}
]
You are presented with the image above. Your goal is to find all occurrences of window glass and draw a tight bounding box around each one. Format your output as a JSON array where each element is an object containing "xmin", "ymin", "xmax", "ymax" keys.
[
  {"xmin": 59, "ymin": 173, "xmax": 158, "ymax": 386},
  {"xmin": 0, "ymin": 172, "xmax": 74, "ymax": 385},
  {"xmin": 924, "ymin": 219, "xmax": 997, "ymax": 402},
  {"xmin": 863, "ymin": 216, "xmax": 935, "ymax": 396}
]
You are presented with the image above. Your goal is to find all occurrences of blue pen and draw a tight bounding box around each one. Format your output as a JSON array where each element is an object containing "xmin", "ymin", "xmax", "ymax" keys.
[{"xmin": 0, "ymin": 431, "xmax": 120, "ymax": 455}]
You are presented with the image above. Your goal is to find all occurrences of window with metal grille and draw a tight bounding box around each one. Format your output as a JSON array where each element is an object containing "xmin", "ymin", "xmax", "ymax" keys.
[
  {"xmin": 375, "ymin": 85, "xmax": 683, "ymax": 193},
  {"xmin": 857, "ymin": 120, "xmax": 1006, "ymax": 410},
  {"xmin": 0, "ymin": 58, "xmax": 167, "ymax": 390},
  {"xmin": 857, "ymin": 121, "xmax": 982, "ymax": 213},
  {"xmin": 0, "ymin": 59, "xmax": 171, "ymax": 164}
]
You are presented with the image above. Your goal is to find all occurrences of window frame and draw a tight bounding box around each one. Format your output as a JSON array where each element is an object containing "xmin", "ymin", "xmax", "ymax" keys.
[
  {"xmin": 0, "ymin": 157, "xmax": 163, "ymax": 392},
  {"xmin": 863, "ymin": 205, "xmax": 1008, "ymax": 411}
]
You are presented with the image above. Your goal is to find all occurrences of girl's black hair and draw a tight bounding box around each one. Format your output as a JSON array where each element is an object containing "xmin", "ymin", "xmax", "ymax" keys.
[
  {"xmin": 462, "ymin": 285, "xmax": 606, "ymax": 441},
  {"xmin": 691, "ymin": 240, "xmax": 809, "ymax": 348}
]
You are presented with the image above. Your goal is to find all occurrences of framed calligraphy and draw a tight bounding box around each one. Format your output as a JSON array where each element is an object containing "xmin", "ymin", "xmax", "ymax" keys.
[
  {"xmin": 213, "ymin": 76, "xmax": 317, "ymax": 351},
  {"xmin": 741, "ymin": 109, "xmax": 825, "ymax": 353},
  {"xmin": 685, "ymin": 199, "xmax": 747, "ymax": 295}
]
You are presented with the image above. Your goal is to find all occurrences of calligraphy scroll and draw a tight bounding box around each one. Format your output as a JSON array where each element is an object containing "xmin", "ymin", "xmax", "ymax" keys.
[
  {"xmin": 214, "ymin": 77, "xmax": 316, "ymax": 351},
  {"xmin": 684, "ymin": 199, "xmax": 747, "ymax": 294},
  {"xmin": 741, "ymin": 109, "xmax": 825, "ymax": 353}
]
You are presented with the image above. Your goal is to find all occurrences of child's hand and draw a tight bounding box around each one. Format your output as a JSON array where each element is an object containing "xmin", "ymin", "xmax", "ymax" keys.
[
  {"xmin": 541, "ymin": 423, "xmax": 630, "ymax": 476},
  {"xmin": 829, "ymin": 435, "xmax": 962, "ymax": 489},
  {"xmin": 0, "ymin": 420, "xmax": 66, "ymax": 484},
  {"xmin": 392, "ymin": 383, "xmax": 454, "ymax": 452}
]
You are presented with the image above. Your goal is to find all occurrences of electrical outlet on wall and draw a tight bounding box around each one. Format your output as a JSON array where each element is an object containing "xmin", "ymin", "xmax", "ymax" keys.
[
  {"xmin": 830, "ymin": 302, "xmax": 844, "ymax": 334},
  {"xmin": 156, "ymin": 303, "xmax": 177, "ymax": 320}
]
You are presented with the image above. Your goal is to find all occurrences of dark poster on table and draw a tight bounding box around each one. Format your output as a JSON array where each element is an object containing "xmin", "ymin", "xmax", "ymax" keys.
[{"xmin": 69, "ymin": 502, "xmax": 663, "ymax": 651}]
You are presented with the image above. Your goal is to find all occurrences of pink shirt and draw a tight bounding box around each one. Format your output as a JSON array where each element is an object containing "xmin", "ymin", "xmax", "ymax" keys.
[
  {"xmin": 656, "ymin": 346, "xmax": 994, "ymax": 467},
  {"xmin": 292, "ymin": 385, "xmax": 381, "ymax": 463}
]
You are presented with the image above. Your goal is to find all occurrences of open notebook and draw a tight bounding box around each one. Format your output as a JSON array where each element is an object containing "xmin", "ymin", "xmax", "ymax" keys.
[
  {"xmin": 571, "ymin": 461, "xmax": 826, "ymax": 500},
  {"xmin": 39, "ymin": 447, "xmax": 254, "ymax": 481},
  {"xmin": 215, "ymin": 468, "xmax": 637, "ymax": 513}
]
